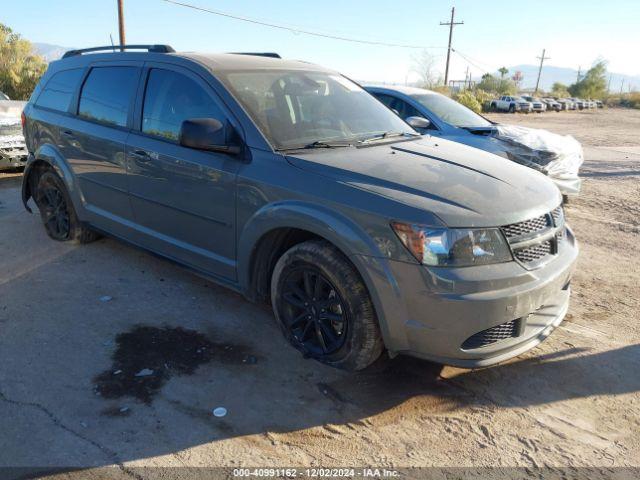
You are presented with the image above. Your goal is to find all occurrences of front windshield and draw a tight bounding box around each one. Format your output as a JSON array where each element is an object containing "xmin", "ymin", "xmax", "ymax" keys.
[
  {"xmin": 410, "ymin": 93, "xmax": 491, "ymax": 128},
  {"xmin": 218, "ymin": 70, "xmax": 416, "ymax": 149}
]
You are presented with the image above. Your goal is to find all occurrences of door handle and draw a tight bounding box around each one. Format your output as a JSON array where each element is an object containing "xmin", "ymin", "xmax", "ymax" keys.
[
  {"xmin": 129, "ymin": 149, "xmax": 152, "ymax": 162},
  {"xmin": 62, "ymin": 130, "xmax": 75, "ymax": 138}
]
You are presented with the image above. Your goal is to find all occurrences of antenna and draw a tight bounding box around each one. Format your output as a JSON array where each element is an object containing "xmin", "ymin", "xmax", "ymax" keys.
[{"xmin": 109, "ymin": 34, "xmax": 115, "ymax": 52}]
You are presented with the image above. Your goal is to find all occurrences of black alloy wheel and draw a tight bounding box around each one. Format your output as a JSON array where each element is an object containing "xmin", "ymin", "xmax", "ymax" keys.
[
  {"xmin": 280, "ymin": 266, "xmax": 348, "ymax": 356},
  {"xmin": 37, "ymin": 182, "xmax": 71, "ymax": 240}
]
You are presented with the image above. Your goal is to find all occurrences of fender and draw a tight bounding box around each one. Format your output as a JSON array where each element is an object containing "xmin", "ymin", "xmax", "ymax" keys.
[
  {"xmin": 22, "ymin": 144, "xmax": 78, "ymax": 213},
  {"xmin": 237, "ymin": 200, "xmax": 409, "ymax": 352}
]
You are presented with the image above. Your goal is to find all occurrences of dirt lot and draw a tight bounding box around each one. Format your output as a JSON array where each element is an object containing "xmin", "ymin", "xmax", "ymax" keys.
[{"xmin": 1, "ymin": 108, "xmax": 639, "ymax": 479}]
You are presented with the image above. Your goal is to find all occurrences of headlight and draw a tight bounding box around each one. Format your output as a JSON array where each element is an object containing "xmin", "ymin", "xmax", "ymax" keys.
[{"xmin": 391, "ymin": 222, "xmax": 513, "ymax": 267}]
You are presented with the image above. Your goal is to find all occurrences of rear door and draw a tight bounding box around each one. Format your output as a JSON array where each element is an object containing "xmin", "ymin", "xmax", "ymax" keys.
[
  {"xmin": 63, "ymin": 62, "xmax": 140, "ymax": 228},
  {"xmin": 125, "ymin": 63, "xmax": 241, "ymax": 280}
]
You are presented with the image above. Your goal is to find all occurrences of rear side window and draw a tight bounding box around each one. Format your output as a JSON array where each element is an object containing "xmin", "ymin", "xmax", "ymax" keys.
[
  {"xmin": 78, "ymin": 67, "xmax": 139, "ymax": 127},
  {"xmin": 142, "ymin": 69, "xmax": 224, "ymax": 141},
  {"xmin": 35, "ymin": 69, "xmax": 84, "ymax": 112}
]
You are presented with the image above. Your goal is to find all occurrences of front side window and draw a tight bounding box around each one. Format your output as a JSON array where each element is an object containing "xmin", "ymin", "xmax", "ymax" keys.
[
  {"xmin": 218, "ymin": 70, "xmax": 415, "ymax": 150},
  {"xmin": 411, "ymin": 92, "xmax": 491, "ymax": 128},
  {"xmin": 35, "ymin": 68, "xmax": 84, "ymax": 113},
  {"xmin": 78, "ymin": 67, "xmax": 139, "ymax": 127},
  {"xmin": 142, "ymin": 69, "xmax": 224, "ymax": 141}
]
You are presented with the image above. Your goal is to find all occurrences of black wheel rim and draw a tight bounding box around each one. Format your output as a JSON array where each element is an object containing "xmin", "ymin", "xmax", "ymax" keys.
[
  {"xmin": 39, "ymin": 185, "xmax": 70, "ymax": 240},
  {"xmin": 279, "ymin": 267, "xmax": 348, "ymax": 356}
]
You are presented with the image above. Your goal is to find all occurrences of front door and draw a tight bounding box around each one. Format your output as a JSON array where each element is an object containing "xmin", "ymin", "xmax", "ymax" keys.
[{"xmin": 125, "ymin": 65, "xmax": 241, "ymax": 280}]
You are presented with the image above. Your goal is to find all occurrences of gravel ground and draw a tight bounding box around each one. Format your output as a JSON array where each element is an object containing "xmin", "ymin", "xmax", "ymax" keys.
[{"xmin": 0, "ymin": 108, "xmax": 638, "ymax": 479}]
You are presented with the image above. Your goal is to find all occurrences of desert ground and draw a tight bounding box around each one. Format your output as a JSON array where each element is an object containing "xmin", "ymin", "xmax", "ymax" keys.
[{"xmin": 0, "ymin": 108, "xmax": 638, "ymax": 479}]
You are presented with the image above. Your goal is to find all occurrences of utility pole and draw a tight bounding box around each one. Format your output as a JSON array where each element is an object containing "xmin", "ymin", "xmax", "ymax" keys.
[
  {"xmin": 465, "ymin": 65, "xmax": 470, "ymax": 89},
  {"xmin": 440, "ymin": 7, "xmax": 464, "ymax": 87},
  {"xmin": 620, "ymin": 79, "xmax": 624, "ymax": 95},
  {"xmin": 607, "ymin": 74, "xmax": 612, "ymax": 93},
  {"xmin": 534, "ymin": 49, "xmax": 550, "ymax": 94},
  {"xmin": 576, "ymin": 66, "xmax": 581, "ymax": 83},
  {"xmin": 117, "ymin": 0, "xmax": 126, "ymax": 51}
]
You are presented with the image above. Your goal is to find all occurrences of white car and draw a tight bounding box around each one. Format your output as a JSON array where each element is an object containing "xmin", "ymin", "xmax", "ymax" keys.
[
  {"xmin": 522, "ymin": 96, "xmax": 547, "ymax": 113},
  {"xmin": 490, "ymin": 95, "xmax": 533, "ymax": 113}
]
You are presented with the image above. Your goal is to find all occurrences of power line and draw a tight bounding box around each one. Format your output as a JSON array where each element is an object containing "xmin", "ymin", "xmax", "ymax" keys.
[
  {"xmin": 451, "ymin": 49, "xmax": 489, "ymax": 74},
  {"xmin": 162, "ymin": 0, "xmax": 446, "ymax": 50},
  {"xmin": 439, "ymin": 7, "xmax": 464, "ymax": 86}
]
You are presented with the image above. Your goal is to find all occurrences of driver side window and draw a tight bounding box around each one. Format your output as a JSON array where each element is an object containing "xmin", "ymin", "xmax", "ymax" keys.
[{"xmin": 142, "ymin": 69, "xmax": 225, "ymax": 142}]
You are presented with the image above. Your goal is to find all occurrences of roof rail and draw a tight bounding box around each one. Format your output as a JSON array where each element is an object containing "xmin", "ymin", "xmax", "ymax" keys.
[
  {"xmin": 229, "ymin": 52, "xmax": 281, "ymax": 59},
  {"xmin": 62, "ymin": 44, "xmax": 176, "ymax": 58}
]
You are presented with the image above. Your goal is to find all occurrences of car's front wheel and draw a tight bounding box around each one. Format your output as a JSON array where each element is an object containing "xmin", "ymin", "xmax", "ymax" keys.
[
  {"xmin": 271, "ymin": 240, "xmax": 384, "ymax": 371},
  {"xmin": 34, "ymin": 171, "xmax": 100, "ymax": 243}
]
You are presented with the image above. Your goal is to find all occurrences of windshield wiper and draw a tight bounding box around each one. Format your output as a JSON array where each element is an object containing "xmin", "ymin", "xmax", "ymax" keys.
[
  {"xmin": 358, "ymin": 131, "xmax": 420, "ymax": 145},
  {"xmin": 302, "ymin": 140, "xmax": 353, "ymax": 149}
]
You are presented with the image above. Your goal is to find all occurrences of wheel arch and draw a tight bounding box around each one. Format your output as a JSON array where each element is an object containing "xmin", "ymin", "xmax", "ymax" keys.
[
  {"xmin": 238, "ymin": 201, "xmax": 398, "ymax": 350},
  {"xmin": 22, "ymin": 144, "xmax": 77, "ymax": 213}
]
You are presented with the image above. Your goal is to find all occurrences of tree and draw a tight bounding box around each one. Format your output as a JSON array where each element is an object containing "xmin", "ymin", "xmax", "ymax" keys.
[
  {"xmin": 411, "ymin": 50, "xmax": 443, "ymax": 88},
  {"xmin": 568, "ymin": 60, "xmax": 608, "ymax": 99},
  {"xmin": 498, "ymin": 67, "xmax": 509, "ymax": 79},
  {"xmin": 0, "ymin": 23, "xmax": 47, "ymax": 100},
  {"xmin": 477, "ymin": 73, "xmax": 516, "ymax": 95},
  {"xmin": 551, "ymin": 82, "xmax": 570, "ymax": 98}
]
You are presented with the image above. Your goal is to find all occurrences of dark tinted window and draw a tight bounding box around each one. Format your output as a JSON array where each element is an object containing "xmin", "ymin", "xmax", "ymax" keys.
[
  {"xmin": 35, "ymin": 69, "xmax": 84, "ymax": 112},
  {"xmin": 372, "ymin": 93, "xmax": 396, "ymax": 109},
  {"xmin": 78, "ymin": 67, "xmax": 139, "ymax": 127},
  {"xmin": 142, "ymin": 69, "xmax": 224, "ymax": 141}
]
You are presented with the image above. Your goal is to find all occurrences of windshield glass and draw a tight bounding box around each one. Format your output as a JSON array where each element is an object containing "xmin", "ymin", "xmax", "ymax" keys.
[
  {"xmin": 410, "ymin": 93, "xmax": 491, "ymax": 128},
  {"xmin": 218, "ymin": 70, "xmax": 416, "ymax": 149}
]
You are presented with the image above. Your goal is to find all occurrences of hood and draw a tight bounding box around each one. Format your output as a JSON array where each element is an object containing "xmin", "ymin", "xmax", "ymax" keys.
[{"xmin": 286, "ymin": 137, "xmax": 561, "ymax": 227}]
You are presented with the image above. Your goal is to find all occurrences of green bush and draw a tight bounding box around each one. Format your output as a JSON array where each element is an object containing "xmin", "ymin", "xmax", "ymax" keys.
[{"xmin": 453, "ymin": 90, "xmax": 482, "ymax": 113}]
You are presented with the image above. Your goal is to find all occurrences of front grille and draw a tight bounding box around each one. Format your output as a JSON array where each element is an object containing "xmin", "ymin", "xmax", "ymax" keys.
[
  {"xmin": 501, "ymin": 205, "xmax": 565, "ymax": 267},
  {"xmin": 461, "ymin": 319, "xmax": 521, "ymax": 350},
  {"xmin": 513, "ymin": 239, "xmax": 553, "ymax": 263},
  {"xmin": 502, "ymin": 214, "xmax": 550, "ymax": 239}
]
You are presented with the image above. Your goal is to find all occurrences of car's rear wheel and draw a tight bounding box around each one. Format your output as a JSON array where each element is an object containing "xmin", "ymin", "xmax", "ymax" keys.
[
  {"xmin": 508, "ymin": 104, "xmax": 516, "ymax": 113},
  {"xmin": 271, "ymin": 240, "xmax": 384, "ymax": 371},
  {"xmin": 34, "ymin": 171, "xmax": 100, "ymax": 243}
]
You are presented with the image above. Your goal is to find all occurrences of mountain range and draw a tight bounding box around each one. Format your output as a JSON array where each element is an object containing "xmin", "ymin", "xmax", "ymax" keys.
[{"xmin": 494, "ymin": 64, "xmax": 639, "ymax": 93}]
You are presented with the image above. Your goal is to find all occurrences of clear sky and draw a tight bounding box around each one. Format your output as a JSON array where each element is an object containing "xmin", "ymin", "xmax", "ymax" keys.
[{"xmin": 3, "ymin": 0, "xmax": 639, "ymax": 83}]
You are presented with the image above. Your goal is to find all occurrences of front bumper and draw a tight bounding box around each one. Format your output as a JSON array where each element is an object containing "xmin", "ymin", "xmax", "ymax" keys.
[
  {"xmin": 364, "ymin": 226, "xmax": 578, "ymax": 368},
  {"xmin": 0, "ymin": 138, "xmax": 28, "ymax": 171}
]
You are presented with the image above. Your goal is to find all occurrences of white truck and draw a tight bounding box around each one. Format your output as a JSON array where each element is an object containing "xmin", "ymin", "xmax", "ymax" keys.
[{"xmin": 490, "ymin": 95, "xmax": 533, "ymax": 113}]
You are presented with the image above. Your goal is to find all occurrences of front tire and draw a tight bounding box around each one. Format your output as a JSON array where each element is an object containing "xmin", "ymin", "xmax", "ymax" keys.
[
  {"xmin": 34, "ymin": 171, "xmax": 100, "ymax": 243},
  {"xmin": 271, "ymin": 240, "xmax": 384, "ymax": 371}
]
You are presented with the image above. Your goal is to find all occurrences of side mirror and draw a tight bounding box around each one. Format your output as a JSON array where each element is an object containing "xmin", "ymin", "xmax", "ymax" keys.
[
  {"xmin": 179, "ymin": 118, "xmax": 241, "ymax": 154},
  {"xmin": 405, "ymin": 116, "xmax": 431, "ymax": 130}
]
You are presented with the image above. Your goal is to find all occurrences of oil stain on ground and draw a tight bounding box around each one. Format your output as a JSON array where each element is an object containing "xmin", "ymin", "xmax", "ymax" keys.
[{"xmin": 94, "ymin": 326, "xmax": 255, "ymax": 404}]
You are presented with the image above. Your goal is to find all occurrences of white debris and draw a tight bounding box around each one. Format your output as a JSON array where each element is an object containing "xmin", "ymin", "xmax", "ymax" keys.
[
  {"xmin": 212, "ymin": 407, "xmax": 227, "ymax": 417},
  {"xmin": 119, "ymin": 406, "xmax": 130, "ymax": 413},
  {"xmin": 134, "ymin": 368, "xmax": 154, "ymax": 377},
  {"xmin": 493, "ymin": 125, "xmax": 584, "ymax": 194},
  {"xmin": 113, "ymin": 370, "xmax": 122, "ymax": 375},
  {"xmin": 99, "ymin": 295, "xmax": 113, "ymax": 302}
]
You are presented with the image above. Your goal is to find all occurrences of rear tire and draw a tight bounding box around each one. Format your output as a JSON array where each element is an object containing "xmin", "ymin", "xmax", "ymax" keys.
[
  {"xmin": 34, "ymin": 171, "xmax": 100, "ymax": 244},
  {"xmin": 271, "ymin": 240, "xmax": 384, "ymax": 371},
  {"xmin": 508, "ymin": 104, "xmax": 516, "ymax": 113}
]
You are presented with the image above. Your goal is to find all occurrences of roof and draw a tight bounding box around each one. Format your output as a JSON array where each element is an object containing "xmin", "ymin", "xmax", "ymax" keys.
[
  {"xmin": 54, "ymin": 49, "xmax": 332, "ymax": 73},
  {"xmin": 179, "ymin": 52, "xmax": 331, "ymax": 72}
]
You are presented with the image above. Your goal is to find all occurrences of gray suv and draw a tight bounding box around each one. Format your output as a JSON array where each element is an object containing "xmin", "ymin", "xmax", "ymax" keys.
[{"xmin": 21, "ymin": 45, "xmax": 578, "ymax": 370}]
